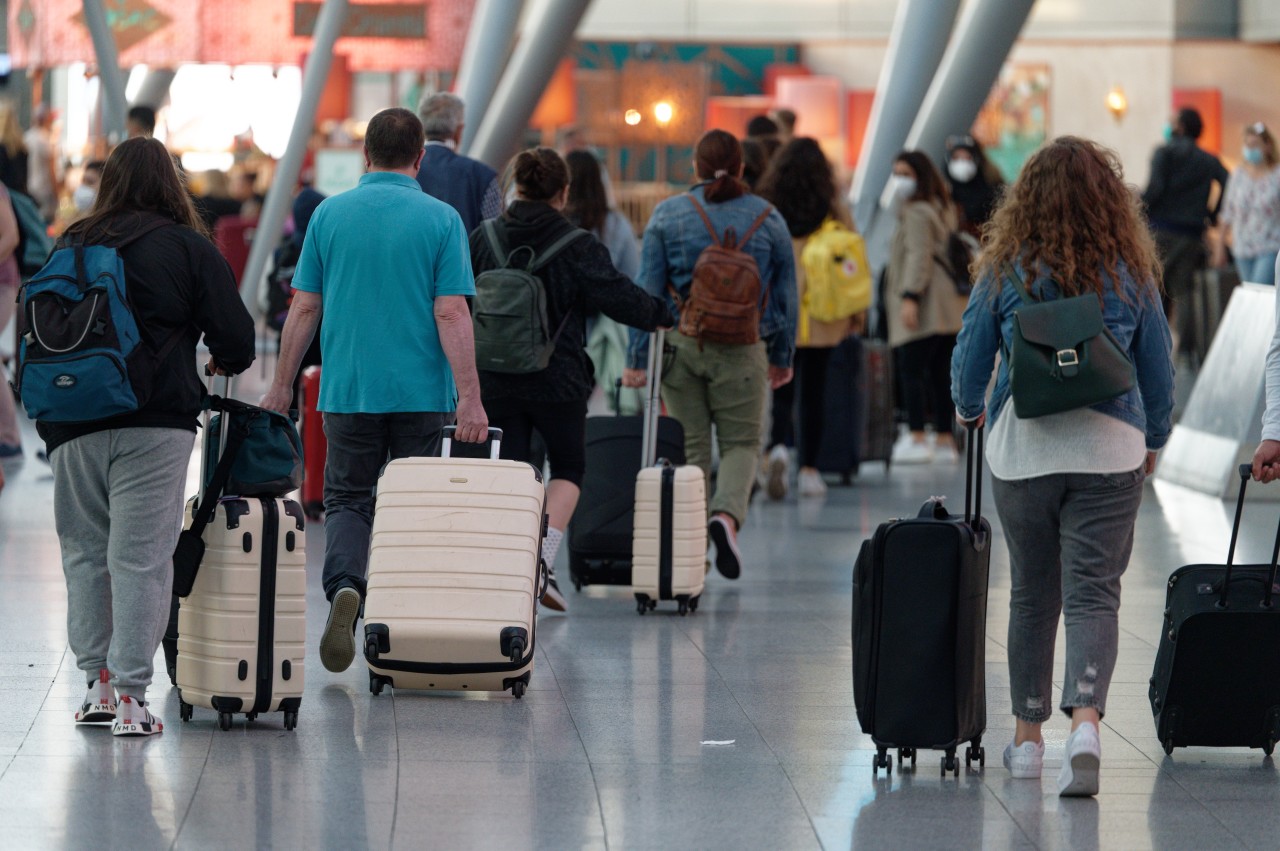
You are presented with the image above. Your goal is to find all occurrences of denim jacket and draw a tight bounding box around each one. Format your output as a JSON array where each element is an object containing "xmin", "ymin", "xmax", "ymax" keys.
[
  {"xmin": 950, "ymin": 262, "xmax": 1176, "ymax": 450},
  {"xmin": 627, "ymin": 186, "xmax": 798, "ymax": 369}
]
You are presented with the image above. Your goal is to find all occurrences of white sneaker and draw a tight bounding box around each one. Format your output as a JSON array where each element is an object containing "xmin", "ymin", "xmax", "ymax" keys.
[
  {"xmin": 797, "ymin": 469, "xmax": 827, "ymax": 498},
  {"xmin": 112, "ymin": 696, "xmax": 163, "ymax": 737},
  {"xmin": 765, "ymin": 445, "xmax": 790, "ymax": 501},
  {"xmin": 1058, "ymin": 722, "xmax": 1101, "ymax": 797},
  {"xmin": 1002, "ymin": 739, "xmax": 1045, "ymax": 779},
  {"xmin": 892, "ymin": 436, "xmax": 933, "ymax": 465},
  {"xmin": 75, "ymin": 668, "xmax": 117, "ymax": 724}
]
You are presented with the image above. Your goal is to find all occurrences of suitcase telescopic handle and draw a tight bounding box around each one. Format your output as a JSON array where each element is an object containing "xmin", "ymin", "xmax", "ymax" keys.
[
  {"xmin": 641, "ymin": 329, "xmax": 665, "ymax": 468},
  {"xmin": 441, "ymin": 426, "xmax": 503, "ymax": 460},
  {"xmin": 199, "ymin": 365, "xmax": 233, "ymax": 507},
  {"xmin": 1221, "ymin": 465, "xmax": 1280, "ymax": 609},
  {"xmin": 963, "ymin": 421, "xmax": 985, "ymax": 532}
]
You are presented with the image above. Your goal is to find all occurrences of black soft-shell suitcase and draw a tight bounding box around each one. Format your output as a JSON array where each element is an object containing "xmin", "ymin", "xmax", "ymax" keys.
[
  {"xmin": 815, "ymin": 335, "xmax": 862, "ymax": 483},
  {"xmin": 1150, "ymin": 465, "xmax": 1280, "ymax": 756},
  {"xmin": 568, "ymin": 337, "xmax": 684, "ymax": 590},
  {"xmin": 852, "ymin": 425, "xmax": 990, "ymax": 777}
]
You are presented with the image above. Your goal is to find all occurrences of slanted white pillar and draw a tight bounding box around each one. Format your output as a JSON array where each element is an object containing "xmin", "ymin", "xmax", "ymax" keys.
[
  {"xmin": 81, "ymin": 0, "xmax": 129, "ymax": 143},
  {"xmin": 456, "ymin": 0, "xmax": 526, "ymax": 155}
]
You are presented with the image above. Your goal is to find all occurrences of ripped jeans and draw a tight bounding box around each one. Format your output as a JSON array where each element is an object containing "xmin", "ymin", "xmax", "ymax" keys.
[{"xmin": 991, "ymin": 468, "xmax": 1146, "ymax": 722}]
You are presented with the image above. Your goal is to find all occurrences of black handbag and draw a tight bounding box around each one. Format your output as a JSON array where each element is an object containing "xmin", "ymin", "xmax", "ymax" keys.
[{"xmin": 1004, "ymin": 265, "xmax": 1136, "ymax": 419}]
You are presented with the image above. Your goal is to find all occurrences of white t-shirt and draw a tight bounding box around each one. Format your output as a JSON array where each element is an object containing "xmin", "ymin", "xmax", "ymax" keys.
[{"xmin": 987, "ymin": 406, "xmax": 1146, "ymax": 481}]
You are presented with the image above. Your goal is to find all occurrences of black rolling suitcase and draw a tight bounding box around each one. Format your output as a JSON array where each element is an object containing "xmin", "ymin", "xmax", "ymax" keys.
[
  {"xmin": 568, "ymin": 336, "xmax": 684, "ymax": 590},
  {"xmin": 815, "ymin": 335, "xmax": 862, "ymax": 483},
  {"xmin": 852, "ymin": 424, "xmax": 990, "ymax": 777},
  {"xmin": 1150, "ymin": 464, "xmax": 1280, "ymax": 756}
]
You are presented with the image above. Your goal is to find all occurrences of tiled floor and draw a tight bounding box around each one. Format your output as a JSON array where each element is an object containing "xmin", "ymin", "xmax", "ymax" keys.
[{"xmin": 2, "ymin": 377, "xmax": 1280, "ymax": 849}]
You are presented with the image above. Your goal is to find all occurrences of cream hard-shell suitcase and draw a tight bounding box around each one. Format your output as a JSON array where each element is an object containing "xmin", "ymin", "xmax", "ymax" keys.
[
  {"xmin": 363, "ymin": 427, "xmax": 547, "ymax": 698},
  {"xmin": 632, "ymin": 461, "xmax": 706, "ymax": 614}
]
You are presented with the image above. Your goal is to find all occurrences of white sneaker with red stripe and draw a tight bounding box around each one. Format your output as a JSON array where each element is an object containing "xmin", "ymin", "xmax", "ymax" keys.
[
  {"xmin": 75, "ymin": 668, "xmax": 116, "ymax": 724},
  {"xmin": 112, "ymin": 696, "xmax": 163, "ymax": 737}
]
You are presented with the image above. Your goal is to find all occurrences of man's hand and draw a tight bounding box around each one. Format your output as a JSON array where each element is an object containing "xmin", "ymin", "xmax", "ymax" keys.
[
  {"xmin": 768, "ymin": 366, "xmax": 793, "ymax": 390},
  {"xmin": 900, "ymin": 300, "xmax": 920, "ymax": 332},
  {"xmin": 259, "ymin": 384, "xmax": 292, "ymax": 415},
  {"xmin": 622, "ymin": 368, "xmax": 647, "ymax": 388},
  {"xmin": 453, "ymin": 394, "xmax": 489, "ymax": 444},
  {"xmin": 1253, "ymin": 439, "xmax": 1280, "ymax": 483},
  {"xmin": 1145, "ymin": 450, "xmax": 1159, "ymax": 476}
]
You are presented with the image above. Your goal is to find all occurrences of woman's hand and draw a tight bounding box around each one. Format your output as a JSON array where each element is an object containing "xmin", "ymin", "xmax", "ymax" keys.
[
  {"xmin": 621, "ymin": 368, "xmax": 647, "ymax": 388},
  {"xmin": 768, "ymin": 366, "xmax": 794, "ymax": 390},
  {"xmin": 956, "ymin": 412, "xmax": 986, "ymax": 430},
  {"xmin": 900, "ymin": 300, "xmax": 920, "ymax": 332},
  {"xmin": 1145, "ymin": 450, "xmax": 1159, "ymax": 476}
]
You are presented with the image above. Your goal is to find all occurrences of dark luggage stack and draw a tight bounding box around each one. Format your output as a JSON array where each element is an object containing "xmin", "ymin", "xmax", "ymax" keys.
[
  {"xmin": 815, "ymin": 335, "xmax": 895, "ymax": 482},
  {"xmin": 1150, "ymin": 464, "xmax": 1280, "ymax": 756},
  {"xmin": 852, "ymin": 424, "xmax": 990, "ymax": 777}
]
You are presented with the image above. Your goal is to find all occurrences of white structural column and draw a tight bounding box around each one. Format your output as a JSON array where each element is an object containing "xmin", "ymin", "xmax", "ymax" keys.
[
  {"xmin": 467, "ymin": 0, "xmax": 594, "ymax": 171},
  {"xmin": 456, "ymin": 0, "xmax": 526, "ymax": 155},
  {"xmin": 905, "ymin": 0, "xmax": 1038, "ymax": 164},
  {"xmin": 239, "ymin": 0, "xmax": 350, "ymax": 318},
  {"xmin": 81, "ymin": 0, "xmax": 129, "ymax": 142},
  {"xmin": 850, "ymin": 0, "xmax": 961, "ymax": 234},
  {"xmin": 131, "ymin": 68, "xmax": 178, "ymax": 110}
]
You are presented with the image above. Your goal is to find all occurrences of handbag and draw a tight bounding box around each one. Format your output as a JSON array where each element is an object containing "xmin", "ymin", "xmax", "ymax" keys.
[{"xmin": 1004, "ymin": 265, "xmax": 1136, "ymax": 419}]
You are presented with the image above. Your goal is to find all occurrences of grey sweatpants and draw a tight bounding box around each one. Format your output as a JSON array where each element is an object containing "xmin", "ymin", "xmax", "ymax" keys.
[{"xmin": 51, "ymin": 428, "xmax": 194, "ymax": 701}]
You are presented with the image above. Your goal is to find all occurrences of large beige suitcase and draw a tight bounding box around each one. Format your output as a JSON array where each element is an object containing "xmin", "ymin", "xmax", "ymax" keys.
[
  {"xmin": 632, "ymin": 462, "xmax": 707, "ymax": 614},
  {"xmin": 363, "ymin": 427, "xmax": 546, "ymax": 698}
]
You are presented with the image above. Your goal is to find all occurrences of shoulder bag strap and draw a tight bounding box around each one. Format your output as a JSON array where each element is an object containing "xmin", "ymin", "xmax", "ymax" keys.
[
  {"xmin": 482, "ymin": 219, "xmax": 510, "ymax": 267},
  {"xmin": 1007, "ymin": 263, "xmax": 1036, "ymax": 305},
  {"xmin": 187, "ymin": 413, "xmax": 250, "ymax": 540},
  {"xmin": 686, "ymin": 195, "xmax": 722, "ymax": 247}
]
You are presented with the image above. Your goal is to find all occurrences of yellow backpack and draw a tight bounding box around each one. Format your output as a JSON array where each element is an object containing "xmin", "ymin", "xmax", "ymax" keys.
[{"xmin": 799, "ymin": 219, "xmax": 872, "ymax": 343}]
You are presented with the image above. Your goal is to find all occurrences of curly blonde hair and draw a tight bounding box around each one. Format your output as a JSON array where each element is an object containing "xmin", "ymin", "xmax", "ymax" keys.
[{"xmin": 975, "ymin": 136, "xmax": 1161, "ymax": 299}]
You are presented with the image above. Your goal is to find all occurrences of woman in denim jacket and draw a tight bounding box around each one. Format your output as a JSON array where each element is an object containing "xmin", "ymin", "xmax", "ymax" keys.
[
  {"xmin": 624, "ymin": 130, "xmax": 797, "ymax": 579},
  {"xmin": 950, "ymin": 137, "xmax": 1174, "ymax": 797}
]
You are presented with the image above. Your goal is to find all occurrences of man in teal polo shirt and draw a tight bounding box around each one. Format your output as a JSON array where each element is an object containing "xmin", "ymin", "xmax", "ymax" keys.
[{"xmin": 262, "ymin": 107, "xmax": 487, "ymax": 673}]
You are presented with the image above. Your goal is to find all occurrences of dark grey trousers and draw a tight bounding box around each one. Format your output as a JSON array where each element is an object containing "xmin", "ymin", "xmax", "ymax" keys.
[
  {"xmin": 991, "ymin": 468, "xmax": 1146, "ymax": 722},
  {"xmin": 321, "ymin": 412, "xmax": 451, "ymax": 601}
]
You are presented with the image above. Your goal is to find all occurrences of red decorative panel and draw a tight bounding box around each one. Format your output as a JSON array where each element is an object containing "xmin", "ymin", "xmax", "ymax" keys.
[
  {"xmin": 763, "ymin": 63, "xmax": 809, "ymax": 97},
  {"xmin": 704, "ymin": 95, "xmax": 773, "ymax": 137},
  {"xmin": 1173, "ymin": 88, "xmax": 1222, "ymax": 156},
  {"xmin": 845, "ymin": 90, "xmax": 874, "ymax": 169},
  {"xmin": 530, "ymin": 58, "xmax": 577, "ymax": 130}
]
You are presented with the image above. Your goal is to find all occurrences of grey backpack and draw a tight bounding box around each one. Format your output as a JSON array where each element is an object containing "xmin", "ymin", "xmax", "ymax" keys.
[{"xmin": 473, "ymin": 220, "xmax": 587, "ymax": 374}]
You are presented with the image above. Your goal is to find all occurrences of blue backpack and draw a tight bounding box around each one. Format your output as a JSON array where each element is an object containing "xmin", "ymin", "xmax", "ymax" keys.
[{"xmin": 14, "ymin": 220, "xmax": 181, "ymax": 423}]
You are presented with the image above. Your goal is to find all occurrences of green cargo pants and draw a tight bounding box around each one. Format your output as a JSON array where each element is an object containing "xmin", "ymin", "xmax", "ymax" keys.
[{"xmin": 660, "ymin": 331, "xmax": 769, "ymax": 528}]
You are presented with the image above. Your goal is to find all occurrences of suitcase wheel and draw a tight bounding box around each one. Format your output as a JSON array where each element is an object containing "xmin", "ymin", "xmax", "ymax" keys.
[
  {"xmin": 1164, "ymin": 738, "xmax": 1175, "ymax": 756},
  {"xmin": 218, "ymin": 711, "xmax": 233, "ymax": 732},
  {"xmin": 689, "ymin": 596, "xmax": 699, "ymax": 613},
  {"xmin": 677, "ymin": 600, "xmax": 689, "ymax": 616},
  {"xmin": 370, "ymin": 673, "xmax": 387, "ymax": 696},
  {"xmin": 965, "ymin": 742, "xmax": 985, "ymax": 770},
  {"xmin": 872, "ymin": 748, "xmax": 892, "ymax": 776},
  {"xmin": 1266, "ymin": 739, "xmax": 1276, "ymax": 757},
  {"xmin": 897, "ymin": 747, "xmax": 916, "ymax": 769},
  {"xmin": 941, "ymin": 752, "xmax": 959, "ymax": 777},
  {"xmin": 511, "ymin": 681, "xmax": 526, "ymax": 699},
  {"xmin": 178, "ymin": 700, "xmax": 192, "ymax": 723},
  {"xmin": 246, "ymin": 712, "xmax": 257, "ymax": 724},
  {"xmin": 635, "ymin": 595, "xmax": 656, "ymax": 615},
  {"xmin": 284, "ymin": 710, "xmax": 298, "ymax": 731}
]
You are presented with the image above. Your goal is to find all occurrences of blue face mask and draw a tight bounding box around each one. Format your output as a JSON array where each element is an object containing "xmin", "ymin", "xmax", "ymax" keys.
[
  {"xmin": 1244, "ymin": 146, "xmax": 1266, "ymax": 166},
  {"xmin": 1162, "ymin": 123, "xmax": 1174, "ymax": 143}
]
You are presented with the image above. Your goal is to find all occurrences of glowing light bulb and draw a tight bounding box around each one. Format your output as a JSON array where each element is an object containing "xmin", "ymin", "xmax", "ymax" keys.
[
  {"xmin": 654, "ymin": 101, "xmax": 674, "ymax": 126},
  {"xmin": 624, "ymin": 109, "xmax": 642, "ymax": 126}
]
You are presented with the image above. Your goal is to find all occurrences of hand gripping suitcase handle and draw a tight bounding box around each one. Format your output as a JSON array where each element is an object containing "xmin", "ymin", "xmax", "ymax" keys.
[
  {"xmin": 1222, "ymin": 465, "xmax": 1280, "ymax": 609},
  {"xmin": 641, "ymin": 329, "xmax": 665, "ymax": 468},
  {"xmin": 441, "ymin": 426, "xmax": 503, "ymax": 459},
  {"xmin": 963, "ymin": 420, "xmax": 985, "ymax": 532}
]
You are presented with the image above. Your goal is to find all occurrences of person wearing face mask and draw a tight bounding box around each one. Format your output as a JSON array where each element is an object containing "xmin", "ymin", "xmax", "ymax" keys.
[
  {"xmin": 944, "ymin": 135, "xmax": 1004, "ymax": 236},
  {"xmin": 72, "ymin": 161, "xmax": 104, "ymax": 215},
  {"xmin": 886, "ymin": 151, "xmax": 968, "ymax": 464},
  {"xmin": 1214, "ymin": 123, "xmax": 1280, "ymax": 285}
]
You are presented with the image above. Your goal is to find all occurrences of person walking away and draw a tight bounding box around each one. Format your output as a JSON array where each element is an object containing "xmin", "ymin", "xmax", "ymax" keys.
[
  {"xmin": 415, "ymin": 93, "xmax": 503, "ymax": 234},
  {"xmin": 126, "ymin": 106, "xmax": 156, "ymax": 140},
  {"xmin": 623, "ymin": 130, "xmax": 797, "ymax": 579},
  {"xmin": 886, "ymin": 150, "xmax": 967, "ymax": 464},
  {"xmin": 260, "ymin": 108, "xmax": 488, "ymax": 674},
  {"xmin": 471, "ymin": 148, "xmax": 670, "ymax": 610},
  {"xmin": 0, "ymin": 100, "xmax": 28, "ymax": 194},
  {"xmin": 0, "ymin": 184, "xmax": 23, "ymax": 461},
  {"xmin": 1214, "ymin": 122, "xmax": 1280, "ymax": 285},
  {"xmin": 1253, "ymin": 255, "xmax": 1280, "ymax": 482},
  {"xmin": 23, "ymin": 105, "xmax": 57, "ymax": 221},
  {"xmin": 952, "ymin": 136, "xmax": 1175, "ymax": 797},
  {"xmin": 758, "ymin": 136, "xmax": 863, "ymax": 498},
  {"xmin": 1142, "ymin": 107, "xmax": 1229, "ymax": 352},
  {"xmin": 265, "ymin": 187, "xmax": 326, "ymax": 379},
  {"xmin": 40, "ymin": 137, "xmax": 255, "ymax": 736},
  {"xmin": 944, "ymin": 134, "xmax": 1004, "ymax": 236}
]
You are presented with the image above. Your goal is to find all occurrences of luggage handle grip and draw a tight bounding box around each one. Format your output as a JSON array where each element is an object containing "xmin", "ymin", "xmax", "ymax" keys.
[
  {"xmin": 964, "ymin": 421, "xmax": 985, "ymax": 533},
  {"xmin": 641, "ymin": 329, "xmax": 665, "ymax": 468},
  {"xmin": 441, "ymin": 426, "xmax": 503, "ymax": 460},
  {"xmin": 1223, "ymin": 465, "xmax": 1280, "ymax": 609},
  {"xmin": 200, "ymin": 366, "xmax": 233, "ymax": 507}
]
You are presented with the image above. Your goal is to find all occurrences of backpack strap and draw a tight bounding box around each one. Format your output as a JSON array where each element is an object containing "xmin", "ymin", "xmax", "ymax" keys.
[
  {"xmin": 686, "ymin": 196, "xmax": 722, "ymax": 247},
  {"xmin": 531, "ymin": 228, "xmax": 588, "ymax": 271},
  {"xmin": 482, "ymin": 219, "xmax": 511, "ymax": 267},
  {"xmin": 737, "ymin": 205, "xmax": 775, "ymax": 251}
]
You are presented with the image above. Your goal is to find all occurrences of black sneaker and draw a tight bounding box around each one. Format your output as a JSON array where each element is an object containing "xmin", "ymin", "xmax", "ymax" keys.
[
  {"xmin": 320, "ymin": 587, "xmax": 361, "ymax": 672},
  {"xmin": 708, "ymin": 515, "xmax": 742, "ymax": 579},
  {"xmin": 540, "ymin": 570, "xmax": 568, "ymax": 612}
]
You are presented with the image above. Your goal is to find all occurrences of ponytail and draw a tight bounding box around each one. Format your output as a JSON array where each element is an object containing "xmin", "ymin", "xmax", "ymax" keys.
[{"xmin": 696, "ymin": 130, "xmax": 747, "ymax": 203}]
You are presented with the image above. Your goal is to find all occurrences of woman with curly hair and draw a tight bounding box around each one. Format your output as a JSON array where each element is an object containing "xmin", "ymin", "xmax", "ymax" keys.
[{"xmin": 951, "ymin": 137, "xmax": 1174, "ymax": 797}]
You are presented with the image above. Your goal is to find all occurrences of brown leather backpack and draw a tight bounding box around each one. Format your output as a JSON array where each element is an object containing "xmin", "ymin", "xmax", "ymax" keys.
[{"xmin": 671, "ymin": 196, "xmax": 775, "ymax": 346}]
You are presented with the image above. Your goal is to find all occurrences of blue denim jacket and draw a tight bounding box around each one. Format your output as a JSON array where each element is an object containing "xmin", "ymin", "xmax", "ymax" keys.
[
  {"xmin": 626, "ymin": 186, "xmax": 798, "ymax": 369},
  {"xmin": 950, "ymin": 262, "xmax": 1176, "ymax": 449}
]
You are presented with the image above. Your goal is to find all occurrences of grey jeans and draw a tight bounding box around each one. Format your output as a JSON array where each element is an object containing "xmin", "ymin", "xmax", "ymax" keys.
[
  {"xmin": 991, "ymin": 468, "xmax": 1146, "ymax": 722},
  {"xmin": 322, "ymin": 412, "xmax": 451, "ymax": 601},
  {"xmin": 51, "ymin": 428, "xmax": 195, "ymax": 700}
]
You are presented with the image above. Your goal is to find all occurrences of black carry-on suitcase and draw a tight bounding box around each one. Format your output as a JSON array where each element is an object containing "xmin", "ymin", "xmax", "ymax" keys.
[
  {"xmin": 815, "ymin": 334, "xmax": 862, "ymax": 484},
  {"xmin": 568, "ymin": 336, "xmax": 684, "ymax": 591},
  {"xmin": 1150, "ymin": 464, "xmax": 1280, "ymax": 756},
  {"xmin": 852, "ymin": 424, "xmax": 990, "ymax": 777}
]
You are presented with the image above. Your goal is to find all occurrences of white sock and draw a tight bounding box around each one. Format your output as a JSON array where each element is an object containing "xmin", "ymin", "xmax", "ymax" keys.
[{"xmin": 542, "ymin": 526, "xmax": 565, "ymax": 573}]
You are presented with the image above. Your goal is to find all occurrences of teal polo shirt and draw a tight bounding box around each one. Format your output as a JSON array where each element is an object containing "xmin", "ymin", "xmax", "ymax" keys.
[{"xmin": 292, "ymin": 171, "xmax": 475, "ymax": 414}]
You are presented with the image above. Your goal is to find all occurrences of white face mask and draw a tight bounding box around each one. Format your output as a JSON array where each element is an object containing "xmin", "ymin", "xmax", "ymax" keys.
[
  {"xmin": 73, "ymin": 184, "xmax": 96, "ymax": 212},
  {"xmin": 890, "ymin": 175, "xmax": 917, "ymax": 200},
  {"xmin": 948, "ymin": 158, "xmax": 978, "ymax": 184}
]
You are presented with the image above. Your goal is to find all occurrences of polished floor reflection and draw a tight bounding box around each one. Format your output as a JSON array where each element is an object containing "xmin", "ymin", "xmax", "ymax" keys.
[{"xmin": 2, "ymin": 395, "xmax": 1279, "ymax": 850}]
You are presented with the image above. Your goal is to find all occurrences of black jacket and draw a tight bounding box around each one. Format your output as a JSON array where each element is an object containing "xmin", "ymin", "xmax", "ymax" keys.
[
  {"xmin": 38, "ymin": 212, "xmax": 256, "ymax": 455},
  {"xmin": 1143, "ymin": 138, "xmax": 1230, "ymax": 235},
  {"xmin": 469, "ymin": 200, "xmax": 671, "ymax": 403}
]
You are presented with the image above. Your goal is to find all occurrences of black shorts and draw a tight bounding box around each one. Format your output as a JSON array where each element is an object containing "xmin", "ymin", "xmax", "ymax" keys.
[{"xmin": 483, "ymin": 397, "xmax": 588, "ymax": 487}]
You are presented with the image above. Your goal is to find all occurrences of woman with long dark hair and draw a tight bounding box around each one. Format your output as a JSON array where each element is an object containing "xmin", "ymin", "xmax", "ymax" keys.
[
  {"xmin": 470, "ymin": 147, "xmax": 670, "ymax": 612},
  {"xmin": 42, "ymin": 137, "xmax": 255, "ymax": 737},
  {"xmin": 951, "ymin": 136, "xmax": 1174, "ymax": 796},
  {"xmin": 757, "ymin": 137, "xmax": 861, "ymax": 498},
  {"xmin": 886, "ymin": 150, "xmax": 967, "ymax": 463},
  {"xmin": 623, "ymin": 129, "xmax": 796, "ymax": 579}
]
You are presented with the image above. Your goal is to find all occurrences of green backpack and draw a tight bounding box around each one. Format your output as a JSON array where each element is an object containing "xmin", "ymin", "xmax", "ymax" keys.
[{"xmin": 473, "ymin": 220, "xmax": 587, "ymax": 374}]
